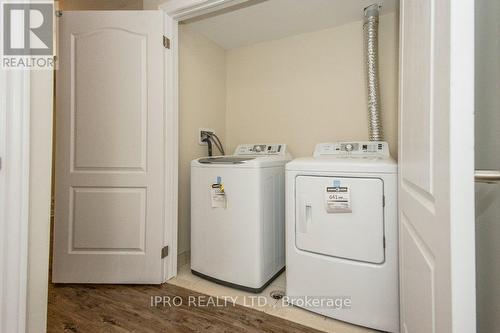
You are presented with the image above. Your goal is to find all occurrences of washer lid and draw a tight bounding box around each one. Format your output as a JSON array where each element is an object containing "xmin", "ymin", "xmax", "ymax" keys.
[
  {"xmin": 287, "ymin": 156, "xmax": 397, "ymax": 173},
  {"xmin": 192, "ymin": 155, "xmax": 291, "ymax": 168},
  {"xmin": 198, "ymin": 157, "xmax": 255, "ymax": 164}
]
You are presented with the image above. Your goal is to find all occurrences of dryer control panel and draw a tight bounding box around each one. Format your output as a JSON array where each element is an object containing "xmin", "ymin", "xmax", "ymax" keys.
[
  {"xmin": 235, "ymin": 144, "xmax": 287, "ymax": 155},
  {"xmin": 313, "ymin": 141, "xmax": 390, "ymax": 158}
]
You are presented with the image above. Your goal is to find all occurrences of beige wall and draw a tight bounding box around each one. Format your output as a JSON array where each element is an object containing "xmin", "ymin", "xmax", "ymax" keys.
[
  {"xmin": 143, "ymin": 0, "xmax": 166, "ymax": 9},
  {"xmin": 225, "ymin": 13, "xmax": 399, "ymax": 158},
  {"xmin": 475, "ymin": 0, "xmax": 500, "ymax": 169},
  {"xmin": 59, "ymin": 0, "xmax": 143, "ymax": 10},
  {"xmin": 178, "ymin": 25, "xmax": 226, "ymax": 254},
  {"xmin": 475, "ymin": 0, "xmax": 500, "ymax": 332}
]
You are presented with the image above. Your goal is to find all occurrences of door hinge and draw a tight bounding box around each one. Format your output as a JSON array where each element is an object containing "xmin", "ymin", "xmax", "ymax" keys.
[
  {"xmin": 163, "ymin": 36, "xmax": 170, "ymax": 49},
  {"xmin": 382, "ymin": 195, "xmax": 385, "ymax": 207},
  {"xmin": 383, "ymin": 237, "xmax": 386, "ymax": 249},
  {"xmin": 161, "ymin": 245, "xmax": 169, "ymax": 258}
]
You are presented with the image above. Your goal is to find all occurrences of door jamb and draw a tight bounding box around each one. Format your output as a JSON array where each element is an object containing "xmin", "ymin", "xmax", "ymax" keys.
[
  {"xmin": 160, "ymin": 0, "xmax": 251, "ymax": 280},
  {"xmin": 0, "ymin": 70, "xmax": 31, "ymax": 332}
]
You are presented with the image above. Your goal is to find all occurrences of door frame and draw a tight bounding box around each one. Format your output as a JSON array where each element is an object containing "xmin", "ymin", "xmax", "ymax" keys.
[
  {"xmin": 0, "ymin": 70, "xmax": 31, "ymax": 333},
  {"xmin": 161, "ymin": 0, "xmax": 251, "ymax": 279}
]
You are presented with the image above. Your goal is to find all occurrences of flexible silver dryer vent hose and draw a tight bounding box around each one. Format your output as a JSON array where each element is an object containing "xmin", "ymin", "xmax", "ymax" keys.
[{"xmin": 363, "ymin": 4, "xmax": 383, "ymax": 141}]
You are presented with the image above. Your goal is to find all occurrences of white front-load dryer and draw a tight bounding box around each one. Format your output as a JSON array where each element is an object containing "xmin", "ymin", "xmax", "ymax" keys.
[
  {"xmin": 285, "ymin": 141, "xmax": 399, "ymax": 333},
  {"xmin": 191, "ymin": 144, "xmax": 292, "ymax": 292}
]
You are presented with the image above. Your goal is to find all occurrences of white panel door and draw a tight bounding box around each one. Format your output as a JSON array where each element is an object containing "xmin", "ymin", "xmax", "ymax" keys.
[
  {"xmin": 54, "ymin": 11, "xmax": 166, "ymax": 283},
  {"xmin": 399, "ymin": 0, "xmax": 476, "ymax": 332}
]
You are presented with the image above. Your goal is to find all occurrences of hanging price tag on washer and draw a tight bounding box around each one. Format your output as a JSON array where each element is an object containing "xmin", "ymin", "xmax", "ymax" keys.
[
  {"xmin": 325, "ymin": 186, "xmax": 352, "ymax": 213},
  {"xmin": 211, "ymin": 183, "xmax": 227, "ymax": 208}
]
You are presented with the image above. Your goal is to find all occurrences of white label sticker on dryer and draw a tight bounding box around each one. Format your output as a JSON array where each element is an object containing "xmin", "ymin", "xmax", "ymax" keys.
[
  {"xmin": 325, "ymin": 186, "xmax": 352, "ymax": 213},
  {"xmin": 211, "ymin": 183, "xmax": 227, "ymax": 208}
]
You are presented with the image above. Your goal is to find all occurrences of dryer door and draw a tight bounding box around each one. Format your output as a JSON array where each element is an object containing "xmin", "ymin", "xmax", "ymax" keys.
[{"xmin": 295, "ymin": 176, "xmax": 385, "ymax": 264}]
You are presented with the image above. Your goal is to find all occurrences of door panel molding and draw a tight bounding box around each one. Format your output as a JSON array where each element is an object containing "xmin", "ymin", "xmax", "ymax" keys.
[
  {"xmin": 401, "ymin": 214, "xmax": 436, "ymax": 333},
  {"xmin": 69, "ymin": 186, "xmax": 147, "ymax": 253},
  {"xmin": 70, "ymin": 28, "xmax": 148, "ymax": 173},
  {"xmin": 400, "ymin": 0, "xmax": 435, "ymax": 195}
]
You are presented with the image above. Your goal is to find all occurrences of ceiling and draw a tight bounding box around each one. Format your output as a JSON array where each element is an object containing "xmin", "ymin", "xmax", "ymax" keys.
[{"xmin": 184, "ymin": 0, "xmax": 397, "ymax": 50}]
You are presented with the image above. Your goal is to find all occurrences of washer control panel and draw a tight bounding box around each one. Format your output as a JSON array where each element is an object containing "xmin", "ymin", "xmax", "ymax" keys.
[
  {"xmin": 235, "ymin": 144, "xmax": 287, "ymax": 155},
  {"xmin": 314, "ymin": 141, "xmax": 390, "ymax": 157}
]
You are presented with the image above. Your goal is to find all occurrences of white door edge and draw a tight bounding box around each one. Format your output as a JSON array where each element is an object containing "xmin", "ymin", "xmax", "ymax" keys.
[
  {"xmin": 163, "ymin": 12, "xmax": 179, "ymax": 281},
  {"xmin": 449, "ymin": 0, "xmax": 476, "ymax": 330},
  {"xmin": 0, "ymin": 69, "xmax": 31, "ymax": 333}
]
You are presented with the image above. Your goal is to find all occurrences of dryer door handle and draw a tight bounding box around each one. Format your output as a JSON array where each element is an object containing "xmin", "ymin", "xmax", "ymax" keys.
[
  {"xmin": 305, "ymin": 204, "xmax": 312, "ymax": 226},
  {"xmin": 297, "ymin": 198, "xmax": 312, "ymax": 233}
]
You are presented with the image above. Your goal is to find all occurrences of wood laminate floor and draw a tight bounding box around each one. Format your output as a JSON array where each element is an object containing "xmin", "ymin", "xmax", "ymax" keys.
[{"xmin": 47, "ymin": 283, "xmax": 325, "ymax": 333}]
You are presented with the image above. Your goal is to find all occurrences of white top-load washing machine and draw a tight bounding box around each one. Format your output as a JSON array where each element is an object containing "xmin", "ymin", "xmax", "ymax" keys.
[
  {"xmin": 286, "ymin": 141, "xmax": 399, "ymax": 333},
  {"xmin": 191, "ymin": 144, "xmax": 292, "ymax": 292}
]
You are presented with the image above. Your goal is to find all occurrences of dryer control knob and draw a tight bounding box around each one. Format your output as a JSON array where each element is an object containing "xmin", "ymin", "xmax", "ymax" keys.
[{"xmin": 345, "ymin": 144, "xmax": 353, "ymax": 151}]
